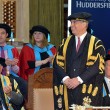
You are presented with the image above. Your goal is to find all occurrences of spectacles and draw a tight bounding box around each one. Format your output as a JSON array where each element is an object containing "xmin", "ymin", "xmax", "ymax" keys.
[{"xmin": 71, "ymin": 20, "xmax": 87, "ymax": 24}]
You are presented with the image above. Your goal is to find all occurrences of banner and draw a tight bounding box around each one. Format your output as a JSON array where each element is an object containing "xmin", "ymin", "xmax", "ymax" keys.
[{"xmin": 71, "ymin": 0, "xmax": 110, "ymax": 50}]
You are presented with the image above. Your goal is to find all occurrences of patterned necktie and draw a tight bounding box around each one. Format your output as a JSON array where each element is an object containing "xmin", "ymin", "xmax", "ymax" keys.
[
  {"xmin": 76, "ymin": 37, "xmax": 81, "ymax": 52},
  {"xmin": 0, "ymin": 47, "xmax": 6, "ymax": 75}
]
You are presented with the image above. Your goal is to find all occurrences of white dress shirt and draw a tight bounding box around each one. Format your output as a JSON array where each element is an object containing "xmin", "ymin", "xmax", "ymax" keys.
[
  {"xmin": 104, "ymin": 76, "xmax": 110, "ymax": 93},
  {"xmin": 2, "ymin": 105, "xmax": 5, "ymax": 110},
  {"xmin": 75, "ymin": 32, "xmax": 87, "ymax": 48},
  {"xmin": 62, "ymin": 32, "xmax": 87, "ymax": 83}
]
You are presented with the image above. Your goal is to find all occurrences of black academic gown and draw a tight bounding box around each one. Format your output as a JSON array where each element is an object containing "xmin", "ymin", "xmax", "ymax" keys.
[
  {"xmin": 0, "ymin": 77, "xmax": 24, "ymax": 110},
  {"xmin": 53, "ymin": 33, "xmax": 105, "ymax": 110},
  {"xmin": 0, "ymin": 80, "xmax": 8, "ymax": 110}
]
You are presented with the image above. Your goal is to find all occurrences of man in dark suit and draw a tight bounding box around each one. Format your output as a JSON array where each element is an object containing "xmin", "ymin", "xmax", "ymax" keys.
[
  {"xmin": 103, "ymin": 51, "xmax": 110, "ymax": 106},
  {"xmin": 53, "ymin": 12, "xmax": 106, "ymax": 110},
  {"xmin": 0, "ymin": 57, "xmax": 24, "ymax": 110}
]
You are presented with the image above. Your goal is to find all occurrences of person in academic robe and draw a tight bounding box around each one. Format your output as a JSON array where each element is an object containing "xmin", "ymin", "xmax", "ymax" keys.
[
  {"xmin": 0, "ymin": 57, "xmax": 25, "ymax": 110},
  {"xmin": 103, "ymin": 50, "xmax": 110, "ymax": 106},
  {"xmin": 0, "ymin": 23, "xmax": 27, "ymax": 100},
  {"xmin": 19, "ymin": 25, "xmax": 57, "ymax": 81},
  {"xmin": 53, "ymin": 12, "xmax": 106, "ymax": 110}
]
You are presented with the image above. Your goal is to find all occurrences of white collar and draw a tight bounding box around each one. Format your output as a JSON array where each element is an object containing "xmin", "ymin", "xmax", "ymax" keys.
[
  {"xmin": 75, "ymin": 32, "xmax": 87, "ymax": 47},
  {"xmin": 75, "ymin": 32, "xmax": 87, "ymax": 43},
  {"xmin": 104, "ymin": 76, "xmax": 110, "ymax": 84}
]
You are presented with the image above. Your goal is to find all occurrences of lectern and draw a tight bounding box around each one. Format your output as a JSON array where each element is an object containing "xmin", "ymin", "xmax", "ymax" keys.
[{"xmin": 27, "ymin": 68, "xmax": 54, "ymax": 110}]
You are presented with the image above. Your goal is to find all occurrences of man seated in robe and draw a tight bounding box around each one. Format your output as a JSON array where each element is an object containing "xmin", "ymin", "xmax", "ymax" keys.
[{"xmin": 0, "ymin": 57, "xmax": 25, "ymax": 110}]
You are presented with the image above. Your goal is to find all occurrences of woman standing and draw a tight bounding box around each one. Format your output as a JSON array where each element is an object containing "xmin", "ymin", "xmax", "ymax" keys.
[{"xmin": 19, "ymin": 25, "xmax": 56, "ymax": 81}]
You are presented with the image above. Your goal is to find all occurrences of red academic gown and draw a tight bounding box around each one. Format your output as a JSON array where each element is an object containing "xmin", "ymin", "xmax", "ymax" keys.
[{"xmin": 19, "ymin": 44, "xmax": 56, "ymax": 81}]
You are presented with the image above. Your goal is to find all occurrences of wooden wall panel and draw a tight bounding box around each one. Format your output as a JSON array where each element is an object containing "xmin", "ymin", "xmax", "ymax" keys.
[
  {"xmin": 0, "ymin": 0, "xmax": 29, "ymax": 43},
  {"xmin": 29, "ymin": 0, "xmax": 64, "ymax": 48}
]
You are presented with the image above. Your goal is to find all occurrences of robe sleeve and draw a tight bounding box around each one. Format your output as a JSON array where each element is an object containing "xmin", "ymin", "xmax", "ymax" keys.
[
  {"xmin": 53, "ymin": 57, "xmax": 67, "ymax": 82},
  {"xmin": 79, "ymin": 40, "xmax": 105, "ymax": 83},
  {"xmin": 50, "ymin": 46, "xmax": 57, "ymax": 55},
  {"xmin": 12, "ymin": 47, "xmax": 19, "ymax": 59},
  {"xmin": 27, "ymin": 61, "xmax": 35, "ymax": 68},
  {"xmin": 19, "ymin": 45, "xmax": 35, "ymax": 80},
  {"xmin": 53, "ymin": 39, "xmax": 68, "ymax": 82},
  {"xmin": 9, "ymin": 79, "xmax": 24, "ymax": 105}
]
